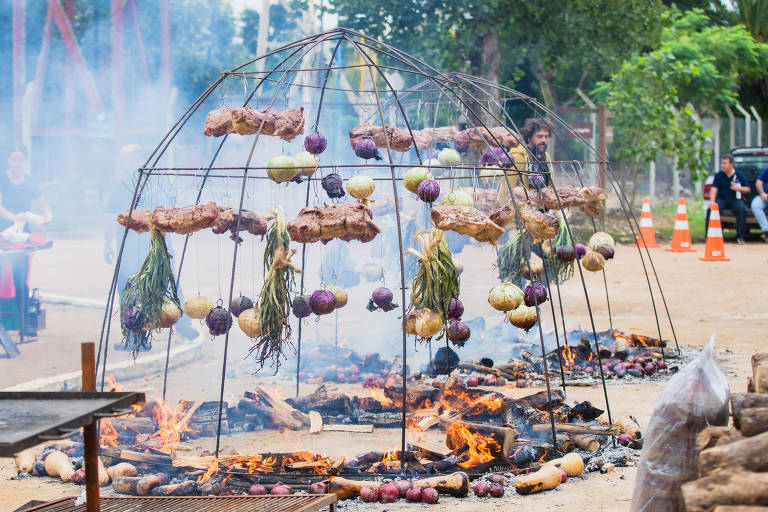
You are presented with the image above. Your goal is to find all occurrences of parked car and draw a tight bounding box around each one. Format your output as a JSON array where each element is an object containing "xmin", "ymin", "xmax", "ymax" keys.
[{"xmin": 703, "ymin": 146, "xmax": 768, "ymax": 232}]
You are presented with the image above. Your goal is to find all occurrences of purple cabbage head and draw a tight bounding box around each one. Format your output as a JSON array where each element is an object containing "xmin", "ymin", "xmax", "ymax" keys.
[{"xmin": 304, "ymin": 131, "xmax": 327, "ymax": 155}]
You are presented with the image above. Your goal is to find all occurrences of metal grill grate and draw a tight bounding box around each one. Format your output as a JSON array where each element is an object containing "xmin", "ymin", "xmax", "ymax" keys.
[{"xmin": 23, "ymin": 495, "xmax": 337, "ymax": 512}]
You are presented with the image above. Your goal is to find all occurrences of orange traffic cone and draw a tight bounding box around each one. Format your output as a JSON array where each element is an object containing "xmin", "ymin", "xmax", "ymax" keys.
[
  {"xmin": 632, "ymin": 197, "xmax": 660, "ymax": 248},
  {"xmin": 699, "ymin": 204, "xmax": 730, "ymax": 261},
  {"xmin": 665, "ymin": 198, "xmax": 696, "ymax": 252}
]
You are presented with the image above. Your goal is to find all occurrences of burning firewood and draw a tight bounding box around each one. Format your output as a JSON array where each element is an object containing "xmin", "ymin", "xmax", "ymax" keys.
[
  {"xmin": 445, "ymin": 421, "xmax": 519, "ymax": 458},
  {"xmin": 150, "ymin": 481, "xmax": 197, "ymax": 496},
  {"xmin": 570, "ymin": 434, "xmax": 601, "ymax": 452},
  {"xmin": 243, "ymin": 387, "xmax": 310, "ymax": 430},
  {"xmin": 112, "ymin": 474, "xmax": 164, "ymax": 496}
]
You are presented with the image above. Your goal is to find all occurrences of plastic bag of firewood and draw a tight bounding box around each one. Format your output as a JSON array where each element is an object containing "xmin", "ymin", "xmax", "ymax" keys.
[{"xmin": 629, "ymin": 335, "xmax": 729, "ymax": 512}]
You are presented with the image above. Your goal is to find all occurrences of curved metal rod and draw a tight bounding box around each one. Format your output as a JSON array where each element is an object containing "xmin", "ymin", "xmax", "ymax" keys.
[
  {"xmin": 214, "ymin": 33, "xmax": 340, "ymax": 458},
  {"xmin": 296, "ymin": 37, "xmax": 345, "ymax": 397},
  {"xmin": 342, "ymin": 33, "xmax": 412, "ymax": 466}
]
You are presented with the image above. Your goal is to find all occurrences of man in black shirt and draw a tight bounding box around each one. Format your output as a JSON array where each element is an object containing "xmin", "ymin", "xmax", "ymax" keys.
[{"xmin": 706, "ymin": 155, "xmax": 750, "ymax": 243}]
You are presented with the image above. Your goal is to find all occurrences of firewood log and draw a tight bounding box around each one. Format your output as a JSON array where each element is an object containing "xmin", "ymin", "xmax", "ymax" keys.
[
  {"xmin": 698, "ymin": 430, "xmax": 768, "ymax": 476},
  {"xmin": 713, "ymin": 507, "xmax": 768, "ymax": 511},
  {"xmin": 445, "ymin": 421, "xmax": 518, "ymax": 457},
  {"xmin": 112, "ymin": 474, "xmax": 163, "ymax": 496},
  {"xmin": 739, "ymin": 408, "xmax": 768, "ymax": 437},
  {"xmin": 731, "ymin": 393, "xmax": 768, "ymax": 429},
  {"xmin": 14, "ymin": 449, "xmax": 35, "ymax": 472},
  {"xmin": 696, "ymin": 426, "xmax": 736, "ymax": 450},
  {"xmin": 328, "ymin": 476, "xmax": 380, "ymax": 499},
  {"xmin": 557, "ymin": 435, "xmax": 576, "ymax": 452},
  {"xmin": 515, "ymin": 465, "xmax": 562, "ymax": 495},
  {"xmin": 681, "ymin": 470, "xmax": 768, "ymax": 512},
  {"xmin": 109, "ymin": 417, "xmax": 155, "ymax": 434},
  {"xmin": 531, "ymin": 423, "xmax": 621, "ymax": 436},
  {"xmin": 617, "ymin": 415, "xmax": 642, "ymax": 439},
  {"xmin": 412, "ymin": 472, "xmax": 470, "ymax": 497},
  {"xmin": 570, "ymin": 434, "xmax": 601, "ymax": 452},
  {"xmin": 543, "ymin": 453, "xmax": 584, "ymax": 477},
  {"xmin": 150, "ymin": 481, "xmax": 197, "ymax": 496},
  {"xmin": 752, "ymin": 354, "xmax": 768, "ymax": 393}
]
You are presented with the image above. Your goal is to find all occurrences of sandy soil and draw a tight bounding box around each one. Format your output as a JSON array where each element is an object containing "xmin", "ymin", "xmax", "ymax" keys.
[{"xmin": 0, "ymin": 235, "xmax": 765, "ymax": 511}]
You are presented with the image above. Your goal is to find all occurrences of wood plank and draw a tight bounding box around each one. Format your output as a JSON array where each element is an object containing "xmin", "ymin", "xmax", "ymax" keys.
[
  {"xmin": 322, "ymin": 424, "xmax": 373, "ymax": 433},
  {"xmin": 309, "ymin": 411, "xmax": 322, "ymax": 434}
]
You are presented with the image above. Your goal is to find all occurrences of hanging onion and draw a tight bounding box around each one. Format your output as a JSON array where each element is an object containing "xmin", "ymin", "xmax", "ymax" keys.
[
  {"xmin": 488, "ymin": 283, "xmax": 524, "ymax": 312},
  {"xmin": 303, "ymin": 131, "xmax": 327, "ymax": 155},
  {"xmin": 354, "ymin": 137, "xmax": 380, "ymax": 160},
  {"xmin": 447, "ymin": 297, "xmax": 464, "ymax": 320},
  {"xmin": 447, "ymin": 320, "xmax": 471, "ymax": 346},
  {"xmin": 574, "ymin": 243, "xmax": 588, "ymax": 259},
  {"xmin": 291, "ymin": 295, "xmax": 312, "ymax": 319},
  {"xmin": 556, "ymin": 245, "xmax": 576, "ymax": 262},
  {"xmin": 205, "ymin": 306, "xmax": 232, "ymax": 336},
  {"xmin": 438, "ymin": 148, "xmax": 460, "ymax": 165},
  {"xmin": 326, "ymin": 285, "xmax": 347, "ymax": 308},
  {"xmin": 581, "ymin": 250, "xmax": 606, "ymax": 271},
  {"xmin": 229, "ymin": 295, "xmax": 253, "ymax": 318},
  {"xmin": 266, "ymin": 155, "xmax": 299, "ymax": 183},
  {"xmin": 524, "ymin": 282, "xmax": 548, "ymax": 306},
  {"xmin": 372, "ymin": 287, "xmax": 393, "ymax": 308},
  {"xmin": 404, "ymin": 167, "xmax": 432, "ymax": 194},
  {"xmin": 522, "ymin": 252, "xmax": 543, "ymax": 279},
  {"xmin": 414, "ymin": 308, "xmax": 442, "ymax": 338},
  {"xmin": 507, "ymin": 304, "xmax": 538, "ymax": 331},
  {"xmin": 157, "ymin": 300, "xmax": 181, "ymax": 328},
  {"xmin": 310, "ymin": 289, "xmax": 337, "ymax": 315},
  {"xmin": 596, "ymin": 244, "xmax": 615, "ymax": 260},
  {"xmin": 294, "ymin": 151, "xmax": 319, "ymax": 177},
  {"xmin": 345, "ymin": 175, "xmax": 375, "ymax": 201},
  {"xmin": 417, "ymin": 179, "xmax": 441, "ymax": 203},
  {"xmin": 405, "ymin": 311, "xmax": 419, "ymax": 335},
  {"xmin": 184, "ymin": 296, "xmax": 213, "ymax": 320},
  {"xmin": 238, "ymin": 307, "xmax": 261, "ymax": 338},
  {"xmin": 321, "ymin": 173, "xmax": 345, "ymax": 199},
  {"xmin": 441, "ymin": 190, "xmax": 474, "ymax": 207},
  {"xmin": 588, "ymin": 231, "xmax": 615, "ymax": 251}
]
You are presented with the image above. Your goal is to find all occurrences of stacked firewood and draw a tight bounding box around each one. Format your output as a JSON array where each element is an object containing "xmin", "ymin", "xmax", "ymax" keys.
[{"xmin": 681, "ymin": 353, "xmax": 768, "ymax": 512}]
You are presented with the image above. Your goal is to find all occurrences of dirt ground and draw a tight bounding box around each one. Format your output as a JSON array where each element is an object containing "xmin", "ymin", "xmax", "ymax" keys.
[{"xmin": 0, "ymin": 235, "xmax": 765, "ymax": 511}]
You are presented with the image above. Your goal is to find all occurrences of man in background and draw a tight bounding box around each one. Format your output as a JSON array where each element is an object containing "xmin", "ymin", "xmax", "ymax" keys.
[
  {"xmin": 751, "ymin": 165, "xmax": 768, "ymax": 242},
  {"xmin": 706, "ymin": 154, "xmax": 750, "ymax": 244}
]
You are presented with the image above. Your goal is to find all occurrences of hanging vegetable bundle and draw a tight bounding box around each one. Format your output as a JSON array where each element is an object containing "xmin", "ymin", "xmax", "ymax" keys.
[
  {"xmin": 544, "ymin": 212, "xmax": 575, "ymax": 284},
  {"xmin": 249, "ymin": 206, "xmax": 301, "ymax": 369},
  {"xmin": 119, "ymin": 227, "xmax": 181, "ymax": 357},
  {"xmin": 406, "ymin": 229, "xmax": 460, "ymax": 339},
  {"xmin": 497, "ymin": 229, "xmax": 530, "ymax": 284}
]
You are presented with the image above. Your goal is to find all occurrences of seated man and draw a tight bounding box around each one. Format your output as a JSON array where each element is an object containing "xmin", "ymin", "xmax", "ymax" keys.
[
  {"xmin": 706, "ymin": 155, "xmax": 750, "ymax": 244},
  {"xmin": 750, "ymin": 165, "xmax": 768, "ymax": 242}
]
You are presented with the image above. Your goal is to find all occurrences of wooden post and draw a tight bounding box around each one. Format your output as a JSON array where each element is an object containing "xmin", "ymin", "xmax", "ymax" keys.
[
  {"xmin": 81, "ymin": 343, "xmax": 100, "ymax": 512},
  {"xmin": 598, "ymin": 103, "xmax": 607, "ymax": 190}
]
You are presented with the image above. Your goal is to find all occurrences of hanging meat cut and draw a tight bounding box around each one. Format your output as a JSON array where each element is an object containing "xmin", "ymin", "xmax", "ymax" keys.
[
  {"xmin": 579, "ymin": 186, "xmax": 607, "ymax": 217},
  {"xmin": 117, "ymin": 209, "xmax": 152, "ymax": 233},
  {"xmin": 538, "ymin": 186, "xmax": 585, "ymax": 210},
  {"xmin": 204, "ymin": 106, "xmax": 305, "ymax": 141},
  {"xmin": 452, "ymin": 126, "xmax": 523, "ymax": 150},
  {"xmin": 212, "ymin": 206, "xmax": 268, "ymax": 242},
  {"xmin": 287, "ymin": 203, "xmax": 381, "ymax": 244},
  {"xmin": 348, "ymin": 124, "xmax": 413, "ymax": 152},
  {"xmin": 430, "ymin": 205, "xmax": 505, "ymax": 244}
]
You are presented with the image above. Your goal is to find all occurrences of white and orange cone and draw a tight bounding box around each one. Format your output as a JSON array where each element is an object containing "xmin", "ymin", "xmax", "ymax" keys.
[
  {"xmin": 632, "ymin": 197, "xmax": 660, "ymax": 248},
  {"xmin": 699, "ymin": 204, "xmax": 730, "ymax": 261},
  {"xmin": 665, "ymin": 198, "xmax": 696, "ymax": 252}
]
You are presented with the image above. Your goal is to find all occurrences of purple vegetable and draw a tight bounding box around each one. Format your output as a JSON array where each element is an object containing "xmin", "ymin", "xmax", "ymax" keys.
[
  {"xmin": 473, "ymin": 481, "xmax": 490, "ymax": 497},
  {"xmin": 394, "ymin": 480, "xmax": 412, "ymax": 498},
  {"xmin": 122, "ymin": 306, "xmax": 145, "ymax": 331},
  {"xmin": 556, "ymin": 245, "xmax": 576, "ymax": 262},
  {"xmin": 354, "ymin": 137, "xmax": 381, "ymax": 160},
  {"xmin": 309, "ymin": 481, "xmax": 328, "ymax": 494},
  {"xmin": 452, "ymin": 137, "xmax": 469, "ymax": 154},
  {"xmin": 575, "ymin": 243, "xmax": 588, "ymax": 258},
  {"xmin": 489, "ymin": 484, "xmax": 504, "ymax": 498},
  {"xmin": 205, "ymin": 306, "xmax": 232, "ymax": 336},
  {"xmin": 303, "ymin": 131, "xmax": 327, "ymax": 155},
  {"xmin": 617, "ymin": 433, "xmax": 633, "ymax": 446},
  {"xmin": 481, "ymin": 149, "xmax": 497, "ymax": 165},
  {"xmin": 249, "ymin": 484, "xmax": 267, "ymax": 495},
  {"xmin": 360, "ymin": 486, "xmax": 379, "ymax": 502},
  {"xmin": 447, "ymin": 320, "xmax": 471, "ymax": 347},
  {"xmin": 405, "ymin": 486, "xmax": 423, "ymax": 502},
  {"xmin": 447, "ymin": 297, "xmax": 464, "ymax": 320},
  {"xmin": 529, "ymin": 174, "xmax": 547, "ymax": 190},
  {"xmin": 372, "ymin": 287, "xmax": 394, "ymax": 308},
  {"xmin": 271, "ymin": 483, "xmax": 291, "ymax": 495},
  {"xmin": 321, "ymin": 173, "xmax": 345, "ymax": 199},
  {"xmin": 644, "ymin": 362, "xmax": 655, "ymax": 374},
  {"xmin": 483, "ymin": 374, "xmax": 497, "ymax": 386},
  {"xmin": 310, "ymin": 289, "xmax": 337, "ymax": 315},
  {"xmin": 596, "ymin": 244, "xmax": 615, "ymax": 260},
  {"xmin": 524, "ymin": 282, "xmax": 548, "ymax": 307},
  {"xmin": 229, "ymin": 295, "xmax": 253, "ymax": 317},
  {"xmin": 379, "ymin": 483, "xmax": 399, "ymax": 503},
  {"xmin": 431, "ymin": 149, "xmax": 440, "ymax": 159},
  {"xmin": 292, "ymin": 295, "xmax": 312, "ymax": 318},
  {"xmin": 417, "ymin": 179, "xmax": 441, "ymax": 203},
  {"xmin": 656, "ymin": 360, "xmax": 667, "ymax": 370},
  {"xmin": 421, "ymin": 487, "xmax": 439, "ymax": 504}
]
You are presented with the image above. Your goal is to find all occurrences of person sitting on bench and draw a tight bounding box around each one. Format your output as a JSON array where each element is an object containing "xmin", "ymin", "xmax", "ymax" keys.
[{"xmin": 706, "ymin": 154, "xmax": 750, "ymax": 244}]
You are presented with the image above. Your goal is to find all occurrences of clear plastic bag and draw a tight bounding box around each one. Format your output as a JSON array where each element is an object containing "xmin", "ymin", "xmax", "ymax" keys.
[{"xmin": 630, "ymin": 335, "xmax": 729, "ymax": 512}]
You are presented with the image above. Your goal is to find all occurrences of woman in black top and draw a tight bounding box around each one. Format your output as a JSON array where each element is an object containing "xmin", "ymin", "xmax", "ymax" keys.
[{"xmin": 0, "ymin": 146, "xmax": 52, "ymax": 337}]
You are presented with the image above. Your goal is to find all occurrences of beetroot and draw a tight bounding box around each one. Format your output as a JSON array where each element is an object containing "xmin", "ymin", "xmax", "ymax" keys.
[
  {"xmin": 489, "ymin": 473, "xmax": 506, "ymax": 485},
  {"xmin": 359, "ymin": 486, "xmax": 379, "ymax": 502},
  {"xmin": 155, "ymin": 473, "xmax": 169, "ymax": 486},
  {"xmin": 72, "ymin": 468, "xmax": 86, "ymax": 484},
  {"xmin": 271, "ymin": 483, "xmax": 291, "ymax": 495},
  {"xmin": 249, "ymin": 484, "xmax": 267, "ymax": 495},
  {"xmin": 421, "ymin": 487, "xmax": 439, "ymax": 504},
  {"xmin": 473, "ymin": 481, "xmax": 490, "ymax": 497},
  {"xmin": 489, "ymin": 484, "xmax": 505, "ymax": 498},
  {"xmin": 656, "ymin": 360, "xmax": 667, "ymax": 370},
  {"xmin": 405, "ymin": 485, "xmax": 423, "ymax": 502},
  {"xmin": 466, "ymin": 375, "xmax": 481, "ymax": 387},
  {"xmin": 645, "ymin": 362, "xmax": 655, "ymax": 374},
  {"xmin": 309, "ymin": 481, "xmax": 328, "ymax": 494},
  {"xmin": 516, "ymin": 378, "xmax": 527, "ymax": 388},
  {"xmin": 394, "ymin": 479, "xmax": 412, "ymax": 498},
  {"xmin": 483, "ymin": 374, "xmax": 497, "ymax": 386},
  {"xmin": 379, "ymin": 482, "xmax": 399, "ymax": 503}
]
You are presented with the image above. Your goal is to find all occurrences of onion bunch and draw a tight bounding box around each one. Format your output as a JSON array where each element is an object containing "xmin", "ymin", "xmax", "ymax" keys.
[
  {"xmin": 119, "ymin": 228, "xmax": 181, "ymax": 357},
  {"xmin": 543, "ymin": 212, "xmax": 574, "ymax": 284},
  {"xmin": 250, "ymin": 206, "xmax": 301, "ymax": 369}
]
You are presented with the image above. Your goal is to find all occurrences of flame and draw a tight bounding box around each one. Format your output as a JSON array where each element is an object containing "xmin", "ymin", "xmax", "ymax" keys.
[
  {"xmin": 197, "ymin": 457, "xmax": 219, "ymax": 484},
  {"xmin": 537, "ymin": 449, "xmax": 549, "ymax": 463},
  {"xmin": 446, "ymin": 422, "xmax": 500, "ymax": 469},
  {"xmin": 146, "ymin": 399, "xmax": 193, "ymax": 452},
  {"xmin": 368, "ymin": 387, "xmax": 394, "ymax": 407}
]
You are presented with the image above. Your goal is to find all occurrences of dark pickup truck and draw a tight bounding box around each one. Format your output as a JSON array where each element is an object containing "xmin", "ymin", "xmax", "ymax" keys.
[{"xmin": 703, "ymin": 147, "xmax": 768, "ymax": 233}]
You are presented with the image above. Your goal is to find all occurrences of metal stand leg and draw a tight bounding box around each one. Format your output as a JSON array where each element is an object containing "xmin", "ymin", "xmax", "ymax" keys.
[{"xmin": 81, "ymin": 343, "xmax": 100, "ymax": 512}]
